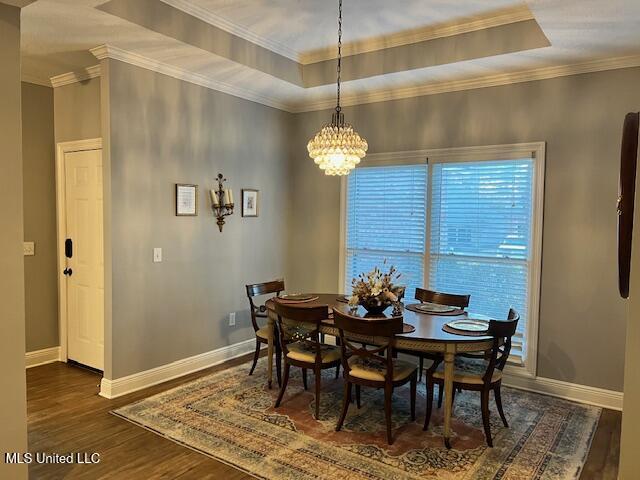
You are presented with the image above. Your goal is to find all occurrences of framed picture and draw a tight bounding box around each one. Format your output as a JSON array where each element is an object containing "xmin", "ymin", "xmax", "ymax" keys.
[
  {"xmin": 242, "ymin": 189, "xmax": 259, "ymax": 217},
  {"xmin": 175, "ymin": 184, "xmax": 198, "ymax": 216}
]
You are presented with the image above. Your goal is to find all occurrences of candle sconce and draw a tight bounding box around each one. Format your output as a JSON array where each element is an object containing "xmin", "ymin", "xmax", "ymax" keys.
[{"xmin": 209, "ymin": 173, "xmax": 234, "ymax": 232}]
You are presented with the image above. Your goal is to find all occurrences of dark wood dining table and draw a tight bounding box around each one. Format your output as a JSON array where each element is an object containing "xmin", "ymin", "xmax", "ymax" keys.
[{"xmin": 266, "ymin": 293, "xmax": 495, "ymax": 448}]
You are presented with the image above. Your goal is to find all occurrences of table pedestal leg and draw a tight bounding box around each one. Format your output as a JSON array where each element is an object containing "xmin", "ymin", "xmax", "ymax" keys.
[
  {"xmin": 443, "ymin": 350, "xmax": 455, "ymax": 449},
  {"xmin": 267, "ymin": 315, "xmax": 275, "ymax": 389}
]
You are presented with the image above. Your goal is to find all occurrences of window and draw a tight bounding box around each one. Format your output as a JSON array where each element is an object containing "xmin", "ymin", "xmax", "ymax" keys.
[
  {"xmin": 429, "ymin": 160, "xmax": 534, "ymax": 362},
  {"xmin": 345, "ymin": 165, "xmax": 427, "ymax": 297},
  {"xmin": 342, "ymin": 144, "xmax": 544, "ymax": 374}
]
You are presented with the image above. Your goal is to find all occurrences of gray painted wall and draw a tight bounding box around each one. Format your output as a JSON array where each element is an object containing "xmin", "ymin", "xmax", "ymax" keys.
[
  {"xmin": 23, "ymin": 54, "xmax": 636, "ymax": 394},
  {"xmin": 105, "ymin": 60, "xmax": 291, "ymax": 379},
  {"xmin": 19, "ymin": 75, "xmax": 103, "ymax": 355},
  {"xmin": 22, "ymin": 82, "xmax": 58, "ymax": 352},
  {"xmin": 0, "ymin": 3, "xmax": 28, "ymax": 479},
  {"xmin": 287, "ymin": 67, "xmax": 640, "ymax": 392},
  {"xmin": 53, "ymin": 77, "xmax": 101, "ymax": 143}
]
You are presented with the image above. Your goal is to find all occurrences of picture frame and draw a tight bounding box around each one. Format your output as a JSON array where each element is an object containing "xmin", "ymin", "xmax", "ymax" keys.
[
  {"xmin": 242, "ymin": 189, "xmax": 259, "ymax": 217},
  {"xmin": 175, "ymin": 184, "xmax": 198, "ymax": 216}
]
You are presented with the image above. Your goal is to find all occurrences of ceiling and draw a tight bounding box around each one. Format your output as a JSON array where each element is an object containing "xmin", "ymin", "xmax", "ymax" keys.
[
  {"xmin": 173, "ymin": 0, "xmax": 522, "ymax": 59},
  {"xmin": 19, "ymin": 0, "xmax": 640, "ymax": 112}
]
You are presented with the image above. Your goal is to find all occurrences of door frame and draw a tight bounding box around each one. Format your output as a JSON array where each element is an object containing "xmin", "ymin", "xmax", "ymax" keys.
[{"xmin": 55, "ymin": 138, "xmax": 103, "ymax": 362}]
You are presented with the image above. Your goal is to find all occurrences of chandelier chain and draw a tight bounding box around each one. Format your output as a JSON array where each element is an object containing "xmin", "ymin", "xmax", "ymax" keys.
[{"xmin": 336, "ymin": 0, "xmax": 342, "ymax": 113}]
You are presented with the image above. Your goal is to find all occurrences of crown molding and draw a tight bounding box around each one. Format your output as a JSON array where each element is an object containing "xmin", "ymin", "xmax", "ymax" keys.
[
  {"xmin": 21, "ymin": 73, "xmax": 52, "ymax": 87},
  {"xmin": 299, "ymin": 4, "xmax": 534, "ymax": 65},
  {"xmin": 159, "ymin": 0, "xmax": 299, "ymax": 62},
  {"xmin": 90, "ymin": 44, "xmax": 293, "ymax": 111},
  {"xmin": 89, "ymin": 44, "xmax": 640, "ymax": 115},
  {"xmin": 50, "ymin": 64, "xmax": 101, "ymax": 88},
  {"xmin": 292, "ymin": 54, "xmax": 640, "ymax": 113}
]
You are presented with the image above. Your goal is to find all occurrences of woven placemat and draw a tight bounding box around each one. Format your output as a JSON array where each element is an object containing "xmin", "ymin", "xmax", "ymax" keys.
[
  {"xmin": 442, "ymin": 324, "xmax": 488, "ymax": 336},
  {"xmin": 402, "ymin": 323, "xmax": 416, "ymax": 334},
  {"xmin": 405, "ymin": 303, "xmax": 464, "ymax": 316},
  {"xmin": 276, "ymin": 295, "xmax": 320, "ymax": 304}
]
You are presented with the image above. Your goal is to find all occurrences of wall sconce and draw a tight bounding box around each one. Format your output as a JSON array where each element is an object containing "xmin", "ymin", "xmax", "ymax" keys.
[{"xmin": 209, "ymin": 173, "xmax": 234, "ymax": 232}]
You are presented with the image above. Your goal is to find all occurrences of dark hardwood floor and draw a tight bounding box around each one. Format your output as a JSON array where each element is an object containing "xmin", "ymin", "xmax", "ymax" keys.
[
  {"xmin": 27, "ymin": 356, "xmax": 256, "ymax": 480},
  {"xmin": 27, "ymin": 356, "xmax": 620, "ymax": 479}
]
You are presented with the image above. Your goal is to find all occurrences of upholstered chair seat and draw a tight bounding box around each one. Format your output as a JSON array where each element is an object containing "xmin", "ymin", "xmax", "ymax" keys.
[
  {"xmin": 255, "ymin": 326, "xmax": 270, "ymax": 340},
  {"xmin": 348, "ymin": 356, "xmax": 416, "ymax": 382},
  {"xmin": 287, "ymin": 342, "xmax": 341, "ymax": 364},
  {"xmin": 432, "ymin": 357, "xmax": 503, "ymax": 385}
]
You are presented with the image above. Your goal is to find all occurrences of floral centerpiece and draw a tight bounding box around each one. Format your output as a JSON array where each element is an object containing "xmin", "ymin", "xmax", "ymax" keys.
[{"xmin": 348, "ymin": 263, "xmax": 405, "ymax": 315}]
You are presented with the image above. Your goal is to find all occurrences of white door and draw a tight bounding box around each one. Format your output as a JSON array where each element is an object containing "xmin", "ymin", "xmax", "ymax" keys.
[{"xmin": 64, "ymin": 148, "xmax": 104, "ymax": 370}]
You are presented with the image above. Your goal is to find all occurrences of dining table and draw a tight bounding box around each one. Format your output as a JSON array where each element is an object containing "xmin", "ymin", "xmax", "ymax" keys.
[{"xmin": 265, "ymin": 293, "xmax": 495, "ymax": 448}]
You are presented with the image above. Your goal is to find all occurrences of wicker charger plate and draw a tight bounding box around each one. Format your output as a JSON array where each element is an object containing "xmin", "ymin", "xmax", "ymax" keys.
[
  {"xmin": 442, "ymin": 317, "xmax": 490, "ymax": 336},
  {"xmin": 405, "ymin": 303, "xmax": 463, "ymax": 316},
  {"xmin": 278, "ymin": 294, "xmax": 320, "ymax": 303}
]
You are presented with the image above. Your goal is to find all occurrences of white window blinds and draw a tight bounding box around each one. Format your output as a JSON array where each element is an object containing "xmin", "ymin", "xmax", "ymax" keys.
[
  {"xmin": 428, "ymin": 159, "xmax": 534, "ymax": 361},
  {"xmin": 345, "ymin": 165, "xmax": 427, "ymax": 297}
]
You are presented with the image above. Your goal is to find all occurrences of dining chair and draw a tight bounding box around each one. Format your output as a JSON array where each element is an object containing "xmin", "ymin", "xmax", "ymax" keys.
[
  {"xmin": 245, "ymin": 279, "xmax": 285, "ymax": 385},
  {"xmin": 423, "ymin": 308, "xmax": 519, "ymax": 447},
  {"xmin": 273, "ymin": 301, "xmax": 341, "ymax": 419},
  {"xmin": 333, "ymin": 309, "xmax": 417, "ymax": 445},
  {"xmin": 404, "ymin": 288, "xmax": 471, "ymax": 383}
]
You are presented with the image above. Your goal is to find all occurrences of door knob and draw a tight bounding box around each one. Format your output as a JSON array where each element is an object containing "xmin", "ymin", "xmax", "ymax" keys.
[{"xmin": 63, "ymin": 268, "xmax": 73, "ymax": 276}]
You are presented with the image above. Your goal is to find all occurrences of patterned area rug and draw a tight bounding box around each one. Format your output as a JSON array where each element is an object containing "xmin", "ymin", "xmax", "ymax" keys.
[{"xmin": 114, "ymin": 359, "xmax": 600, "ymax": 479}]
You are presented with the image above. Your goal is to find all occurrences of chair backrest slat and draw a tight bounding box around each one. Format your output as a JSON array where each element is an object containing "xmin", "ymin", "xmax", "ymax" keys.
[
  {"xmin": 414, "ymin": 288, "xmax": 470, "ymax": 309},
  {"xmin": 273, "ymin": 301, "xmax": 328, "ymax": 325},
  {"xmin": 246, "ymin": 279, "xmax": 285, "ymax": 298},
  {"xmin": 333, "ymin": 311, "xmax": 403, "ymax": 338}
]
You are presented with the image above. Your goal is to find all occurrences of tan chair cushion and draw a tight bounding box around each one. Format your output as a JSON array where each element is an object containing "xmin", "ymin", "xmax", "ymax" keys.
[
  {"xmin": 433, "ymin": 357, "xmax": 502, "ymax": 385},
  {"xmin": 347, "ymin": 356, "xmax": 416, "ymax": 382},
  {"xmin": 256, "ymin": 327, "xmax": 270, "ymax": 340},
  {"xmin": 286, "ymin": 342, "xmax": 341, "ymax": 364}
]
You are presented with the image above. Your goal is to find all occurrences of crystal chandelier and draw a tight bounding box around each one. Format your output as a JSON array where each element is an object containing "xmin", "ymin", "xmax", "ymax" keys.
[{"xmin": 307, "ymin": 0, "xmax": 367, "ymax": 176}]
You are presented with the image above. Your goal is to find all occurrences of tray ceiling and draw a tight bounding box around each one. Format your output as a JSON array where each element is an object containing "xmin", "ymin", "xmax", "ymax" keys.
[
  {"xmin": 165, "ymin": 0, "xmax": 525, "ymax": 60},
  {"xmin": 19, "ymin": 0, "xmax": 640, "ymax": 112}
]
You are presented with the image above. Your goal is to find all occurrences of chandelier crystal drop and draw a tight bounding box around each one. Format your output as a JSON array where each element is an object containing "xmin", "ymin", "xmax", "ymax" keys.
[{"xmin": 307, "ymin": 0, "xmax": 367, "ymax": 176}]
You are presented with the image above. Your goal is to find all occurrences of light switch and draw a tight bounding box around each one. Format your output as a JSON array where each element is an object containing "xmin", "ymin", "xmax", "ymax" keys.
[
  {"xmin": 229, "ymin": 312, "xmax": 236, "ymax": 326},
  {"xmin": 153, "ymin": 247, "xmax": 162, "ymax": 263},
  {"xmin": 23, "ymin": 242, "xmax": 35, "ymax": 256}
]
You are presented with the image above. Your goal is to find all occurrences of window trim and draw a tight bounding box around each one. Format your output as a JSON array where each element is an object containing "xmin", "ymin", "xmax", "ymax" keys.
[{"xmin": 339, "ymin": 142, "xmax": 545, "ymax": 380}]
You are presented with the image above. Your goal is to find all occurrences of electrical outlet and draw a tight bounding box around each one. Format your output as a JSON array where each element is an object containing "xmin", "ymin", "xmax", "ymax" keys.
[
  {"xmin": 153, "ymin": 247, "xmax": 162, "ymax": 263},
  {"xmin": 23, "ymin": 242, "xmax": 35, "ymax": 256},
  {"xmin": 228, "ymin": 312, "xmax": 236, "ymax": 327}
]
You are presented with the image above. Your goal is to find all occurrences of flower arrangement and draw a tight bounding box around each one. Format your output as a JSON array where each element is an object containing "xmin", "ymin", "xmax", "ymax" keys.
[{"xmin": 348, "ymin": 262, "xmax": 405, "ymax": 314}]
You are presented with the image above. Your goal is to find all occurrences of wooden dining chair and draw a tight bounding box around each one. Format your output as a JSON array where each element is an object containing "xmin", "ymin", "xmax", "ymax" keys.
[
  {"xmin": 245, "ymin": 280, "xmax": 285, "ymax": 385},
  {"xmin": 404, "ymin": 288, "xmax": 471, "ymax": 383},
  {"xmin": 333, "ymin": 309, "xmax": 417, "ymax": 445},
  {"xmin": 273, "ymin": 301, "xmax": 341, "ymax": 420},
  {"xmin": 423, "ymin": 308, "xmax": 519, "ymax": 447}
]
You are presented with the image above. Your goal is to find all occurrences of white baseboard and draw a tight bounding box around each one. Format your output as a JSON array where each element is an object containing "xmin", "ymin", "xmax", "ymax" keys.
[
  {"xmin": 99, "ymin": 339, "xmax": 256, "ymax": 399},
  {"xmin": 25, "ymin": 346, "xmax": 61, "ymax": 368},
  {"xmin": 97, "ymin": 338, "xmax": 623, "ymax": 410},
  {"xmin": 503, "ymin": 373, "xmax": 623, "ymax": 411}
]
